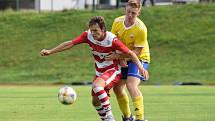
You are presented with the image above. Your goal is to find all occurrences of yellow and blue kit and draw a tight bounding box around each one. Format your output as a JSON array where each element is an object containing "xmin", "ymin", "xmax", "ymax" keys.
[{"xmin": 111, "ymin": 16, "xmax": 150, "ymax": 80}]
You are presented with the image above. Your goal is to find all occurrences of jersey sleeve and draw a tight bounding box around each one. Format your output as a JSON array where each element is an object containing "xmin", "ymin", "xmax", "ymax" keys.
[
  {"xmin": 111, "ymin": 19, "xmax": 117, "ymax": 35},
  {"xmin": 71, "ymin": 31, "xmax": 87, "ymax": 45},
  {"xmin": 134, "ymin": 29, "xmax": 147, "ymax": 47},
  {"xmin": 112, "ymin": 37, "xmax": 130, "ymax": 54}
]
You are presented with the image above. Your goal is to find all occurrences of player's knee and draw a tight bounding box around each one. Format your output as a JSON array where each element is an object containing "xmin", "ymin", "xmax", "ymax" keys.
[
  {"xmin": 113, "ymin": 81, "xmax": 126, "ymax": 94},
  {"xmin": 126, "ymin": 82, "xmax": 138, "ymax": 92},
  {"xmin": 92, "ymin": 82, "xmax": 102, "ymax": 89},
  {"xmin": 113, "ymin": 87, "xmax": 121, "ymax": 96},
  {"xmin": 92, "ymin": 82, "xmax": 97, "ymax": 89},
  {"xmin": 92, "ymin": 78, "xmax": 105, "ymax": 88},
  {"xmin": 113, "ymin": 86, "xmax": 124, "ymax": 96}
]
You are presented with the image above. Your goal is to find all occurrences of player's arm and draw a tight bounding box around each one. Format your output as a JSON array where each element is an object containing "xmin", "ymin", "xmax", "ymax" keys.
[
  {"xmin": 106, "ymin": 47, "xmax": 142, "ymax": 60},
  {"xmin": 107, "ymin": 28, "xmax": 146, "ymax": 59},
  {"xmin": 110, "ymin": 38, "xmax": 149, "ymax": 80},
  {"xmin": 132, "ymin": 29, "xmax": 147, "ymax": 56},
  {"xmin": 111, "ymin": 19, "xmax": 117, "ymax": 35},
  {"xmin": 132, "ymin": 47, "xmax": 143, "ymax": 56},
  {"xmin": 105, "ymin": 46, "xmax": 142, "ymax": 60},
  {"xmin": 40, "ymin": 41, "xmax": 74, "ymax": 56},
  {"xmin": 40, "ymin": 32, "xmax": 87, "ymax": 56},
  {"xmin": 127, "ymin": 50, "xmax": 149, "ymax": 80}
]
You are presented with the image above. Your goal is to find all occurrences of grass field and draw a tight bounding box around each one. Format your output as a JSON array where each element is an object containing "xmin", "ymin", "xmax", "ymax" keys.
[
  {"xmin": 1, "ymin": 4, "xmax": 215, "ymax": 85},
  {"xmin": 0, "ymin": 85, "xmax": 214, "ymax": 121},
  {"xmin": 1, "ymin": 4, "xmax": 215, "ymax": 121}
]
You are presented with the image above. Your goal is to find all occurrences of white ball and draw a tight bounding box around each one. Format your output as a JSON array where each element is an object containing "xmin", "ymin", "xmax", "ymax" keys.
[{"xmin": 58, "ymin": 86, "xmax": 77, "ymax": 105}]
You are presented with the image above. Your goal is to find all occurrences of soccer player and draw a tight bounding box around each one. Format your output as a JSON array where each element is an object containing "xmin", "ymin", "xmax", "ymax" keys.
[
  {"xmin": 105, "ymin": 0, "xmax": 150, "ymax": 121},
  {"xmin": 40, "ymin": 16, "xmax": 149, "ymax": 121}
]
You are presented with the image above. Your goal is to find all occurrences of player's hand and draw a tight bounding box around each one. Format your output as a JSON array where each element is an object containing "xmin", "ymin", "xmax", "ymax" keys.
[
  {"xmin": 40, "ymin": 49, "xmax": 51, "ymax": 56},
  {"xmin": 105, "ymin": 52, "xmax": 120, "ymax": 60},
  {"xmin": 139, "ymin": 68, "xmax": 149, "ymax": 80},
  {"xmin": 119, "ymin": 59, "xmax": 128, "ymax": 67}
]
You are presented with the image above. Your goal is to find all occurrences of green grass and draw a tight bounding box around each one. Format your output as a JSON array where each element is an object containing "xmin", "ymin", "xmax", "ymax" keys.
[
  {"xmin": 0, "ymin": 85, "xmax": 214, "ymax": 121},
  {"xmin": 0, "ymin": 4, "xmax": 215, "ymax": 84}
]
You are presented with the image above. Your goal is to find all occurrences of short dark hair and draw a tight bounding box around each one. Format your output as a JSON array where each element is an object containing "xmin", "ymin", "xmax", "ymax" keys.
[{"xmin": 89, "ymin": 16, "xmax": 106, "ymax": 31}]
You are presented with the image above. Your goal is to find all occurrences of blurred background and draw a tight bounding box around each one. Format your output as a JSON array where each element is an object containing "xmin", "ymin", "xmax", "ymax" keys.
[
  {"xmin": 0, "ymin": 0, "xmax": 215, "ymax": 85},
  {"xmin": 0, "ymin": 0, "xmax": 214, "ymax": 11}
]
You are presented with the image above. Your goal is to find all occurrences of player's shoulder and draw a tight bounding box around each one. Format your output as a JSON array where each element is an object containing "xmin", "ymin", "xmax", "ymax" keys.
[
  {"xmin": 106, "ymin": 31, "xmax": 116, "ymax": 40},
  {"xmin": 135, "ymin": 18, "xmax": 147, "ymax": 31},
  {"xmin": 104, "ymin": 31, "xmax": 117, "ymax": 46},
  {"xmin": 113, "ymin": 16, "xmax": 125, "ymax": 23}
]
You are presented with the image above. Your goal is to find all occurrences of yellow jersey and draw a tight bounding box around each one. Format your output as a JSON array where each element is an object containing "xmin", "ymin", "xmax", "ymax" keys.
[{"xmin": 111, "ymin": 16, "xmax": 150, "ymax": 62}]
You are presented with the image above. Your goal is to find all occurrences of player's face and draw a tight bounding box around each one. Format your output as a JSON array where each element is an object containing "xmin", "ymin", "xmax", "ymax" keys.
[
  {"xmin": 90, "ymin": 24, "xmax": 105, "ymax": 40},
  {"xmin": 125, "ymin": 6, "xmax": 140, "ymax": 23}
]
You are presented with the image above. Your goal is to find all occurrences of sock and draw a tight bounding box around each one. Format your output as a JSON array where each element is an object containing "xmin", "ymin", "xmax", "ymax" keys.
[
  {"xmin": 93, "ymin": 87, "xmax": 114, "ymax": 120},
  {"xmin": 132, "ymin": 96, "xmax": 144, "ymax": 120},
  {"xmin": 116, "ymin": 92, "xmax": 131, "ymax": 118},
  {"xmin": 95, "ymin": 105, "xmax": 106, "ymax": 120}
]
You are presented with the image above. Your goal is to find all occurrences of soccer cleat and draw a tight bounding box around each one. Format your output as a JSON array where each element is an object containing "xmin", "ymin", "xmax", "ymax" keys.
[{"xmin": 122, "ymin": 115, "xmax": 135, "ymax": 121}]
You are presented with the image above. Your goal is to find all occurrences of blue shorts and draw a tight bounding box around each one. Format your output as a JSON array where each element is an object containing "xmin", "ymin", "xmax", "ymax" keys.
[{"xmin": 121, "ymin": 61, "xmax": 149, "ymax": 81}]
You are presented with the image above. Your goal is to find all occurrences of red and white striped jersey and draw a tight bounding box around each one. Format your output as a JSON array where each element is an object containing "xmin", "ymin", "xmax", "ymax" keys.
[{"xmin": 71, "ymin": 30, "xmax": 130, "ymax": 76}]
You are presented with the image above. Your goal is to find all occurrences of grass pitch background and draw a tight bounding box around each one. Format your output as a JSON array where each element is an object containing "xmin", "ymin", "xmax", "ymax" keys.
[
  {"xmin": 0, "ymin": 4, "xmax": 215, "ymax": 85},
  {"xmin": 0, "ymin": 85, "xmax": 214, "ymax": 121},
  {"xmin": 0, "ymin": 4, "xmax": 215, "ymax": 121}
]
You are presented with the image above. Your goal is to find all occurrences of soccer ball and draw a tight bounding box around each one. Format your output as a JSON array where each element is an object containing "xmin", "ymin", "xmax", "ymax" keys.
[{"xmin": 58, "ymin": 86, "xmax": 77, "ymax": 105}]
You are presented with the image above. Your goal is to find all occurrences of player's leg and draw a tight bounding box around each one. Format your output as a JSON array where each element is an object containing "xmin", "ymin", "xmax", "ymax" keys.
[
  {"xmin": 126, "ymin": 76, "xmax": 143, "ymax": 120},
  {"xmin": 113, "ymin": 66, "xmax": 134, "ymax": 121},
  {"xmin": 92, "ymin": 96, "xmax": 107, "ymax": 121},
  {"xmin": 126, "ymin": 61, "xmax": 149, "ymax": 121},
  {"xmin": 92, "ymin": 74, "xmax": 116, "ymax": 121},
  {"xmin": 113, "ymin": 80, "xmax": 134, "ymax": 121}
]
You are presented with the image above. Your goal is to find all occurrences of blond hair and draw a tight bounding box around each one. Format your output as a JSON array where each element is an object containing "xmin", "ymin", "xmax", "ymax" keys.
[{"xmin": 127, "ymin": 0, "xmax": 142, "ymax": 9}]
